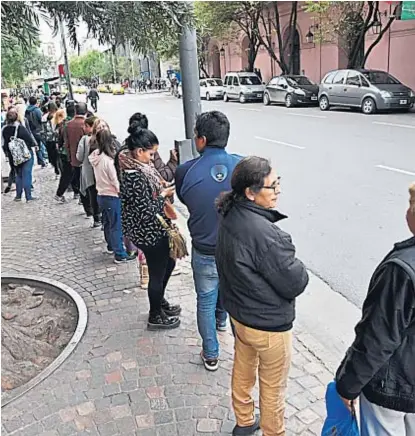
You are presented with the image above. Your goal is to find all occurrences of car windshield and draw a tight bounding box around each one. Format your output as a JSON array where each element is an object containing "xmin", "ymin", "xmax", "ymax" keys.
[
  {"xmin": 206, "ymin": 79, "xmax": 223, "ymax": 86},
  {"xmin": 240, "ymin": 76, "xmax": 261, "ymax": 85},
  {"xmin": 362, "ymin": 71, "xmax": 400, "ymax": 85},
  {"xmin": 286, "ymin": 76, "xmax": 314, "ymax": 86}
]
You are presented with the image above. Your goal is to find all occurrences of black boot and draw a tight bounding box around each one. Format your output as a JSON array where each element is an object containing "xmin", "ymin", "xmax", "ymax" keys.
[
  {"xmin": 161, "ymin": 298, "xmax": 182, "ymax": 316},
  {"xmin": 147, "ymin": 311, "xmax": 180, "ymax": 331},
  {"xmin": 233, "ymin": 416, "xmax": 260, "ymax": 436}
]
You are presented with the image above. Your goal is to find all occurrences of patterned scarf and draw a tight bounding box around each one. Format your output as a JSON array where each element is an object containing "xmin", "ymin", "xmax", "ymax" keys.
[{"xmin": 118, "ymin": 149, "xmax": 163, "ymax": 194}]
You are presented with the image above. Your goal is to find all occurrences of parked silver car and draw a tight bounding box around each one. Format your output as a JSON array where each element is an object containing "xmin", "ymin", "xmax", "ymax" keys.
[
  {"xmin": 319, "ymin": 69, "xmax": 415, "ymax": 114},
  {"xmin": 223, "ymin": 72, "xmax": 265, "ymax": 103}
]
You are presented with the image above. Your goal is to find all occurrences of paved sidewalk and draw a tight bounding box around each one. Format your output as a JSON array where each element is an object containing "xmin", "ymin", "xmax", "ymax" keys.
[{"xmin": 1, "ymin": 168, "xmax": 332, "ymax": 436}]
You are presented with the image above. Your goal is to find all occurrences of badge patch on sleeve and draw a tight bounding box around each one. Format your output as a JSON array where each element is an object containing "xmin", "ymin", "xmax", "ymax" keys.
[{"xmin": 211, "ymin": 164, "xmax": 228, "ymax": 182}]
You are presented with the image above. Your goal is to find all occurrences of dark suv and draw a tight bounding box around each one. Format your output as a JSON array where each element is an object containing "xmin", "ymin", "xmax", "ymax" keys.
[{"xmin": 318, "ymin": 69, "xmax": 415, "ymax": 114}]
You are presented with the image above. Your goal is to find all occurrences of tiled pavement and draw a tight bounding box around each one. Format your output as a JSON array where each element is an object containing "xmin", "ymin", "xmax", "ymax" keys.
[{"xmin": 1, "ymin": 168, "xmax": 333, "ymax": 435}]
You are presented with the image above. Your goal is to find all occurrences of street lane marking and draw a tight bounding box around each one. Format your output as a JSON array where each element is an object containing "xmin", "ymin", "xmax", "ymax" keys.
[
  {"xmin": 373, "ymin": 121, "xmax": 415, "ymax": 130},
  {"xmin": 238, "ymin": 108, "xmax": 262, "ymax": 112},
  {"xmin": 255, "ymin": 136, "xmax": 305, "ymax": 150},
  {"xmin": 286, "ymin": 112, "xmax": 326, "ymax": 119},
  {"xmin": 376, "ymin": 165, "xmax": 415, "ymax": 176}
]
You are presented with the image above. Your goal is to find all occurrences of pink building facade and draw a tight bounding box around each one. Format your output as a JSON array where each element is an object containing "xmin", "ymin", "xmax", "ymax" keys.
[{"xmin": 206, "ymin": 2, "xmax": 415, "ymax": 90}]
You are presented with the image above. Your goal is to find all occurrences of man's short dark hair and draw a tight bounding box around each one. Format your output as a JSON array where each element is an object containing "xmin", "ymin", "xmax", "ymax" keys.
[
  {"xmin": 29, "ymin": 96, "xmax": 37, "ymax": 106},
  {"xmin": 76, "ymin": 102, "xmax": 87, "ymax": 115},
  {"xmin": 195, "ymin": 111, "xmax": 230, "ymax": 148},
  {"xmin": 66, "ymin": 103, "xmax": 76, "ymax": 119}
]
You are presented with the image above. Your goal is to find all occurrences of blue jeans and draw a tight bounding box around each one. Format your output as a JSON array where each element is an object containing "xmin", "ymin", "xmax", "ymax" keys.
[
  {"xmin": 97, "ymin": 195, "xmax": 127, "ymax": 258},
  {"xmin": 34, "ymin": 134, "xmax": 47, "ymax": 166},
  {"xmin": 15, "ymin": 151, "xmax": 34, "ymax": 200},
  {"xmin": 191, "ymin": 247, "xmax": 227, "ymax": 360}
]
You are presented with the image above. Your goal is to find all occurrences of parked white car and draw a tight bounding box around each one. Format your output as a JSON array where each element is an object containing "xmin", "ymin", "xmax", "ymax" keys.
[{"xmin": 200, "ymin": 78, "xmax": 224, "ymax": 100}]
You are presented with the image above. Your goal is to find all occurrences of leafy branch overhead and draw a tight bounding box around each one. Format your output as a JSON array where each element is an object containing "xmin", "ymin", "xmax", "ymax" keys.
[{"xmin": 1, "ymin": 1, "xmax": 193, "ymax": 54}]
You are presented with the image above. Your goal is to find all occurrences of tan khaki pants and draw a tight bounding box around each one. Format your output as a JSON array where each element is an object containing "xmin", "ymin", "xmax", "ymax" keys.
[{"xmin": 231, "ymin": 318, "xmax": 292, "ymax": 436}]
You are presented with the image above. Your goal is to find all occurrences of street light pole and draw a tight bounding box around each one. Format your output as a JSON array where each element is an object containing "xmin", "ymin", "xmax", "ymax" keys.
[
  {"xmin": 59, "ymin": 16, "xmax": 73, "ymax": 100},
  {"xmin": 179, "ymin": 23, "xmax": 201, "ymax": 158}
]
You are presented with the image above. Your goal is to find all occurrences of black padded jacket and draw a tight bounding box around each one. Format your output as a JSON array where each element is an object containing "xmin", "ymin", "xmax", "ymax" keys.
[
  {"xmin": 215, "ymin": 200, "xmax": 309, "ymax": 332},
  {"xmin": 336, "ymin": 237, "xmax": 415, "ymax": 413}
]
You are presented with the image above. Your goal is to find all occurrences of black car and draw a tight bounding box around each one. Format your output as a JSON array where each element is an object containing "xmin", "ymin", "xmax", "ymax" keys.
[{"xmin": 264, "ymin": 75, "xmax": 319, "ymax": 108}]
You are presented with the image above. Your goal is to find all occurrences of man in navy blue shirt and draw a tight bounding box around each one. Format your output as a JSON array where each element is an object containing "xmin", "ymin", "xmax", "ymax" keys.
[{"xmin": 175, "ymin": 111, "xmax": 241, "ymax": 371}]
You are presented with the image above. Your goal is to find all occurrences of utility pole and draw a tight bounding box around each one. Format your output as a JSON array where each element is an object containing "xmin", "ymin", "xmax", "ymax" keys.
[
  {"xmin": 59, "ymin": 16, "xmax": 73, "ymax": 100},
  {"xmin": 179, "ymin": 23, "xmax": 201, "ymax": 158},
  {"xmin": 128, "ymin": 41, "xmax": 136, "ymax": 92},
  {"xmin": 111, "ymin": 47, "xmax": 117, "ymax": 84}
]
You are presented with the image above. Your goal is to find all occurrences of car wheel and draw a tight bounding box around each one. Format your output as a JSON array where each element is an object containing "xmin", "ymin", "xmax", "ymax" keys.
[
  {"xmin": 206, "ymin": 92, "xmax": 210, "ymax": 101},
  {"xmin": 319, "ymin": 95, "xmax": 330, "ymax": 111},
  {"xmin": 263, "ymin": 92, "xmax": 271, "ymax": 106},
  {"xmin": 362, "ymin": 97, "xmax": 376, "ymax": 115},
  {"xmin": 223, "ymin": 93, "xmax": 228, "ymax": 102},
  {"xmin": 239, "ymin": 93, "xmax": 246, "ymax": 104},
  {"xmin": 285, "ymin": 94, "xmax": 293, "ymax": 108}
]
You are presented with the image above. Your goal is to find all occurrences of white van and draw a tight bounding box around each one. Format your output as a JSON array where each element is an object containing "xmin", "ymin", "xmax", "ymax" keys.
[{"xmin": 223, "ymin": 72, "xmax": 265, "ymax": 103}]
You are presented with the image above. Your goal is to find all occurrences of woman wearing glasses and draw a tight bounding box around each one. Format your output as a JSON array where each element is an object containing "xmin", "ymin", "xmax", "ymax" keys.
[{"xmin": 215, "ymin": 156, "xmax": 309, "ymax": 436}]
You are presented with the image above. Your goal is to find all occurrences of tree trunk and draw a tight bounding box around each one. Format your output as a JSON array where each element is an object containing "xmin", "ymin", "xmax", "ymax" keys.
[
  {"xmin": 288, "ymin": 2, "xmax": 298, "ymax": 74},
  {"xmin": 274, "ymin": 2, "xmax": 290, "ymax": 74},
  {"xmin": 247, "ymin": 40, "xmax": 256, "ymax": 72},
  {"xmin": 347, "ymin": 2, "xmax": 375, "ymax": 68},
  {"xmin": 362, "ymin": 11, "xmax": 396, "ymax": 67},
  {"xmin": 199, "ymin": 59, "xmax": 209, "ymax": 78}
]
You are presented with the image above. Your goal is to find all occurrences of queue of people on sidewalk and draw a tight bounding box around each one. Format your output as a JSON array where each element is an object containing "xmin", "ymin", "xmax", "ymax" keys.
[
  {"xmin": 174, "ymin": 110, "xmax": 414, "ymax": 436},
  {"xmin": 3, "ymin": 98, "xmax": 414, "ymax": 436}
]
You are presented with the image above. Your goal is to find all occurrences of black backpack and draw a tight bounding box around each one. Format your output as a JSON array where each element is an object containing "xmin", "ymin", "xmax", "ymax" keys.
[{"xmin": 41, "ymin": 118, "xmax": 56, "ymax": 143}]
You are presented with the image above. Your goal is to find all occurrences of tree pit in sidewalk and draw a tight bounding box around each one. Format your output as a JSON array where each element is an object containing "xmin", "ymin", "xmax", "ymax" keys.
[{"xmin": 1, "ymin": 282, "xmax": 77, "ymax": 392}]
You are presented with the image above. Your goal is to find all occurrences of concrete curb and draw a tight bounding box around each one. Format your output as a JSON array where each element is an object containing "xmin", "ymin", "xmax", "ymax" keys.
[
  {"xmin": 174, "ymin": 201, "xmax": 361, "ymax": 374},
  {"xmin": 1, "ymin": 274, "xmax": 88, "ymax": 408}
]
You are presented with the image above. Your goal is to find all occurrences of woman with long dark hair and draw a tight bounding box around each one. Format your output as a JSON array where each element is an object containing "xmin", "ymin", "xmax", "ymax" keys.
[
  {"xmin": 89, "ymin": 128, "xmax": 136, "ymax": 264},
  {"xmin": 118, "ymin": 122, "xmax": 181, "ymax": 330},
  {"xmin": 216, "ymin": 157, "xmax": 309, "ymax": 436}
]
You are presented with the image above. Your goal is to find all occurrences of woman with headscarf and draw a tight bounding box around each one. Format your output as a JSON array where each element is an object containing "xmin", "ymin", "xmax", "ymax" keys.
[{"xmin": 117, "ymin": 122, "xmax": 181, "ymax": 330}]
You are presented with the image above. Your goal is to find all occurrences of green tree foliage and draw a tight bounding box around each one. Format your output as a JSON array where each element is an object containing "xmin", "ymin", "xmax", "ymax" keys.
[
  {"xmin": 1, "ymin": 1, "xmax": 193, "ymax": 54},
  {"xmin": 195, "ymin": 1, "xmax": 263, "ymax": 72},
  {"xmin": 304, "ymin": 1, "xmax": 400, "ymax": 68},
  {"xmin": 1, "ymin": 38, "xmax": 51, "ymax": 87},
  {"xmin": 156, "ymin": 2, "xmax": 213, "ymax": 77},
  {"xmin": 69, "ymin": 50, "xmax": 106, "ymax": 82},
  {"xmin": 69, "ymin": 50, "xmax": 136, "ymax": 84}
]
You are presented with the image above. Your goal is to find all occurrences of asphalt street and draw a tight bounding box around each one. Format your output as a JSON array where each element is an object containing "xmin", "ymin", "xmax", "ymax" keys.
[{"xmin": 86, "ymin": 91, "xmax": 415, "ymax": 308}]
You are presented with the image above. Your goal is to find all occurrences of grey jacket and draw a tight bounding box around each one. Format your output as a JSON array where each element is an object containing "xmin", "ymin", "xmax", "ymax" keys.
[{"xmin": 76, "ymin": 135, "xmax": 95, "ymax": 195}]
